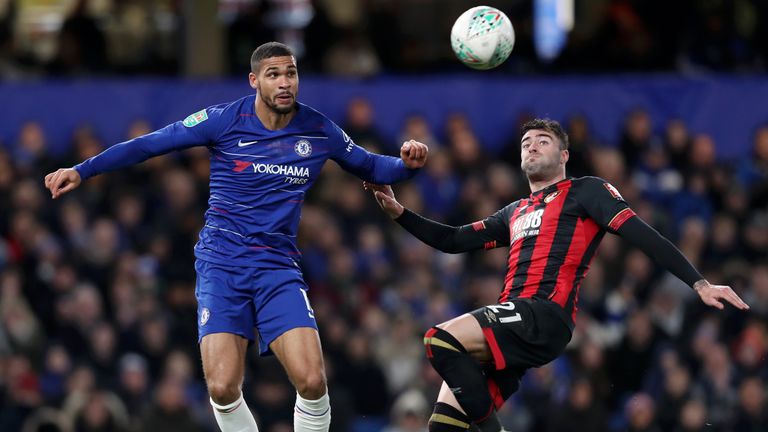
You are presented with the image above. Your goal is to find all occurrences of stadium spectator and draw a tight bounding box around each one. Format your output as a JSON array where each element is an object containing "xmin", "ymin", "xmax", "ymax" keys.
[
  {"xmin": 564, "ymin": 114, "xmax": 598, "ymax": 178},
  {"xmin": 13, "ymin": 121, "xmax": 50, "ymax": 178},
  {"xmin": 48, "ymin": 0, "xmax": 107, "ymax": 76},
  {"xmin": 609, "ymin": 309, "xmax": 658, "ymax": 403},
  {"xmin": 662, "ymin": 119, "xmax": 692, "ymax": 172},
  {"xmin": 547, "ymin": 376, "xmax": 608, "ymax": 432},
  {"xmin": 624, "ymin": 392, "xmax": 661, "ymax": 432},
  {"xmin": 675, "ymin": 399, "xmax": 709, "ymax": 432},
  {"xmin": 382, "ymin": 389, "xmax": 429, "ymax": 432},
  {"xmin": 733, "ymin": 376, "xmax": 768, "ymax": 431},
  {"xmin": 323, "ymin": 27, "xmax": 382, "ymax": 78},
  {"xmin": 631, "ymin": 143, "xmax": 683, "ymax": 206},
  {"xmin": 141, "ymin": 377, "xmax": 203, "ymax": 432},
  {"xmin": 620, "ymin": 109, "xmax": 659, "ymax": 169},
  {"xmin": 655, "ymin": 365, "xmax": 694, "ymax": 431},
  {"xmin": 342, "ymin": 97, "xmax": 387, "ymax": 152}
]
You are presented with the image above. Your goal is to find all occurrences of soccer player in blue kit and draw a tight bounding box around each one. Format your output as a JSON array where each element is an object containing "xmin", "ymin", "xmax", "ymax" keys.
[{"xmin": 44, "ymin": 42, "xmax": 429, "ymax": 432}]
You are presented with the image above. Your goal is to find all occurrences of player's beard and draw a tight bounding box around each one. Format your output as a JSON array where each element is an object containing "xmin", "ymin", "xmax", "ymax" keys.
[
  {"xmin": 262, "ymin": 92, "xmax": 295, "ymax": 115},
  {"xmin": 522, "ymin": 153, "xmax": 561, "ymax": 182}
]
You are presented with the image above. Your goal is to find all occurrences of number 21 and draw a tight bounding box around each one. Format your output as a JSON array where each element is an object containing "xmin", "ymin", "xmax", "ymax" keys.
[{"xmin": 487, "ymin": 302, "xmax": 522, "ymax": 323}]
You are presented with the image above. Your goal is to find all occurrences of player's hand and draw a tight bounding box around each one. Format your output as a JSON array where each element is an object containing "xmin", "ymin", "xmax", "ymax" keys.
[
  {"xmin": 44, "ymin": 168, "xmax": 82, "ymax": 199},
  {"xmin": 400, "ymin": 139, "xmax": 428, "ymax": 169},
  {"xmin": 363, "ymin": 182, "xmax": 404, "ymax": 219},
  {"xmin": 694, "ymin": 280, "xmax": 749, "ymax": 311}
]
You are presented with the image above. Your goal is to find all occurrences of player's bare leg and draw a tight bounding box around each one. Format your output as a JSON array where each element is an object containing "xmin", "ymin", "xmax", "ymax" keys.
[
  {"xmin": 271, "ymin": 327, "xmax": 330, "ymax": 432},
  {"xmin": 425, "ymin": 314, "xmax": 502, "ymax": 432},
  {"xmin": 201, "ymin": 332, "xmax": 259, "ymax": 432},
  {"xmin": 437, "ymin": 313, "xmax": 492, "ymax": 361}
]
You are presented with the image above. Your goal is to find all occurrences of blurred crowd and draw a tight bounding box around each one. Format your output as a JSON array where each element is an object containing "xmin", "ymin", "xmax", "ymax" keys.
[
  {"xmin": 2, "ymin": 0, "xmax": 768, "ymax": 79},
  {"xmin": 1, "ymin": 94, "xmax": 767, "ymax": 432}
]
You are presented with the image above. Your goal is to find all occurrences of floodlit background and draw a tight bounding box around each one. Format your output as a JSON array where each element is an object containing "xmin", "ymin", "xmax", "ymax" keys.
[{"xmin": 1, "ymin": 1, "xmax": 767, "ymax": 431}]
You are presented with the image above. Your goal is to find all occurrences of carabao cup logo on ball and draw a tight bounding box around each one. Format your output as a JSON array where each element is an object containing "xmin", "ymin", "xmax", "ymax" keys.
[{"xmin": 451, "ymin": 6, "xmax": 515, "ymax": 70}]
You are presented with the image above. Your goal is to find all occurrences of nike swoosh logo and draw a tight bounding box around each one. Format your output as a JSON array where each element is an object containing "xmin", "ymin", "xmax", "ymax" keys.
[{"xmin": 237, "ymin": 140, "xmax": 259, "ymax": 147}]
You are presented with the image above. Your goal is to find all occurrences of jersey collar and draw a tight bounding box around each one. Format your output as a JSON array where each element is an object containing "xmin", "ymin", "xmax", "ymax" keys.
[{"xmin": 529, "ymin": 177, "xmax": 572, "ymax": 199}]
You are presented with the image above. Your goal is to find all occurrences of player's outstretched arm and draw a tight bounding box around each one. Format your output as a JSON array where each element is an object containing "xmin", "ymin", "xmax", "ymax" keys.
[
  {"xmin": 333, "ymin": 134, "xmax": 428, "ymax": 184},
  {"xmin": 52, "ymin": 107, "xmax": 223, "ymax": 191},
  {"xmin": 44, "ymin": 168, "xmax": 82, "ymax": 199},
  {"xmin": 364, "ymin": 182, "xmax": 508, "ymax": 254},
  {"xmin": 616, "ymin": 216, "xmax": 749, "ymax": 311}
]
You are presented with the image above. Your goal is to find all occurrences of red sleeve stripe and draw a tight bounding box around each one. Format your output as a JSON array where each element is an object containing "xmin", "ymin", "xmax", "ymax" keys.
[
  {"xmin": 472, "ymin": 221, "xmax": 486, "ymax": 231},
  {"xmin": 608, "ymin": 208, "xmax": 636, "ymax": 231},
  {"xmin": 482, "ymin": 328, "xmax": 506, "ymax": 370},
  {"xmin": 484, "ymin": 241, "xmax": 496, "ymax": 250}
]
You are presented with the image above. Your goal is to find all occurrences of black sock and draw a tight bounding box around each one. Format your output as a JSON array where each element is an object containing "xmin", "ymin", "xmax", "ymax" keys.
[
  {"xmin": 424, "ymin": 327, "xmax": 501, "ymax": 431},
  {"xmin": 428, "ymin": 402, "xmax": 470, "ymax": 431}
]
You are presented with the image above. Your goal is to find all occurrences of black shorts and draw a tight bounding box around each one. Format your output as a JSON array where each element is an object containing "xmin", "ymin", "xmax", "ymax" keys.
[{"xmin": 470, "ymin": 298, "xmax": 572, "ymax": 407}]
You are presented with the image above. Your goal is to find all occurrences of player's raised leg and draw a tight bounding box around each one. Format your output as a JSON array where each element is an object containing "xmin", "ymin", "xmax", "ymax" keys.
[
  {"xmin": 271, "ymin": 327, "xmax": 330, "ymax": 432},
  {"xmin": 424, "ymin": 313, "xmax": 502, "ymax": 432},
  {"xmin": 202, "ymin": 333, "xmax": 259, "ymax": 432}
]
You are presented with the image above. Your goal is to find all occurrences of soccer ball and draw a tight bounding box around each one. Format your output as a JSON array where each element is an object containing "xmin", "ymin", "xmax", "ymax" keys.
[{"xmin": 451, "ymin": 6, "xmax": 515, "ymax": 70}]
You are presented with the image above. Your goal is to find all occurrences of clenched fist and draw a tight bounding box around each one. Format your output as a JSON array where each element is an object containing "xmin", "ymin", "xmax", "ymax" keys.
[{"xmin": 400, "ymin": 140, "xmax": 428, "ymax": 169}]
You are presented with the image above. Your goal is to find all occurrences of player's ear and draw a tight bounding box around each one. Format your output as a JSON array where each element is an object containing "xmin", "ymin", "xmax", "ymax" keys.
[
  {"xmin": 248, "ymin": 72, "xmax": 259, "ymax": 91},
  {"xmin": 561, "ymin": 149, "xmax": 569, "ymax": 164}
]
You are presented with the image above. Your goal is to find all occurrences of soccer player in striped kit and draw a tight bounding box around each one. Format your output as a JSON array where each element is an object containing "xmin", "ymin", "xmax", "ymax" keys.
[
  {"xmin": 366, "ymin": 118, "xmax": 748, "ymax": 432},
  {"xmin": 45, "ymin": 42, "xmax": 428, "ymax": 432}
]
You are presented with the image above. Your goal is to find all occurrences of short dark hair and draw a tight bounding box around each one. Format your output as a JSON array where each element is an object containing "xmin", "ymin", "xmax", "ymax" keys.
[
  {"xmin": 521, "ymin": 118, "xmax": 569, "ymax": 150},
  {"xmin": 250, "ymin": 42, "xmax": 295, "ymax": 73}
]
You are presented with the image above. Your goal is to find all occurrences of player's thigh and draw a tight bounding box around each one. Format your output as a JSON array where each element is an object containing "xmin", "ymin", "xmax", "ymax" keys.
[
  {"xmin": 252, "ymin": 267, "xmax": 318, "ymax": 355},
  {"xmin": 437, "ymin": 313, "xmax": 492, "ymax": 362},
  {"xmin": 200, "ymin": 332, "xmax": 249, "ymax": 386}
]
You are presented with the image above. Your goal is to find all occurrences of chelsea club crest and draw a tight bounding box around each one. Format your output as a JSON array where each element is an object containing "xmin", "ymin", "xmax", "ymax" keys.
[{"xmin": 295, "ymin": 139, "xmax": 312, "ymax": 157}]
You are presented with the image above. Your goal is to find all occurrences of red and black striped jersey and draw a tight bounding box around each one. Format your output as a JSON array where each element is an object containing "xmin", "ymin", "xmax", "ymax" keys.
[{"xmin": 469, "ymin": 176, "xmax": 636, "ymax": 324}]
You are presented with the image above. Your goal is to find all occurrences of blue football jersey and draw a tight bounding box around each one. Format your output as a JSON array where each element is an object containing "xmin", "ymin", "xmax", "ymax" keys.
[{"xmin": 75, "ymin": 95, "xmax": 417, "ymax": 268}]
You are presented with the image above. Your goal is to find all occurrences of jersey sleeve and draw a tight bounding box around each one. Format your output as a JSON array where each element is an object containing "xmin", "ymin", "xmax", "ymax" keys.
[
  {"xmin": 616, "ymin": 216, "xmax": 703, "ymax": 287},
  {"xmin": 578, "ymin": 177, "xmax": 636, "ymax": 233},
  {"xmin": 327, "ymin": 122, "xmax": 417, "ymax": 184},
  {"xmin": 395, "ymin": 203, "xmax": 514, "ymax": 253},
  {"xmin": 74, "ymin": 106, "xmax": 226, "ymax": 180}
]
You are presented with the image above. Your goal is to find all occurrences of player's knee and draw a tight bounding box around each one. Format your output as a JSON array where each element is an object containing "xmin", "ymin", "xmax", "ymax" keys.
[
  {"xmin": 424, "ymin": 327, "xmax": 466, "ymax": 359},
  {"xmin": 293, "ymin": 370, "xmax": 327, "ymax": 399},
  {"xmin": 207, "ymin": 379, "xmax": 241, "ymax": 405}
]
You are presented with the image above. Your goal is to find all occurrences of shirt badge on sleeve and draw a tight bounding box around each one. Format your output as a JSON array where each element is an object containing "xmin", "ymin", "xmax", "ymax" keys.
[
  {"xmin": 183, "ymin": 109, "xmax": 209, "ymax": 127},
  {"xmin": 603, "ymin": 182, "xmax": 624, "ymax": 200}
]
